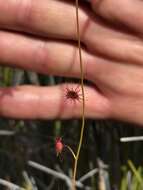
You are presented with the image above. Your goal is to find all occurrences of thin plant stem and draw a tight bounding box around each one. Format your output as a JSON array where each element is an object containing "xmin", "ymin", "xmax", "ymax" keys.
[
  {"xmin": 72, "ymin": 0, "xmax": 85, "ymax": 189},
  {"xmin": 64, "ymin": 145, "xmax": 76, "ymax": 160}
]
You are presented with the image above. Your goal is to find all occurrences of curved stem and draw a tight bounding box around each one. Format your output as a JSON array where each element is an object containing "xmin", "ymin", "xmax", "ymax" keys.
[{"xmin": 64, "ymin": 145, "xmax": 76, "ymax": 160}]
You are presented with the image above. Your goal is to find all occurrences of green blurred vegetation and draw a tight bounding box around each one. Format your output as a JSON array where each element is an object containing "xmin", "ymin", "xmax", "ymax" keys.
[{"xmin": 0, "ymin": 67, "xmax": 143, "ymax": 189}]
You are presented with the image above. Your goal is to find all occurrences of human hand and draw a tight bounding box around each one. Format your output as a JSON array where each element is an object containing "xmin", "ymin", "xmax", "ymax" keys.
[{"xmin": 0, "ymin": 0, "xmax": 143, "ymax": 125}]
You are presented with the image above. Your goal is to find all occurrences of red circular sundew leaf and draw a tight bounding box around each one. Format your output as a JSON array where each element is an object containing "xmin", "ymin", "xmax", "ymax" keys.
[{"xmin": 65, "ymin": 85, "xmax": 82, "ymax": 103}]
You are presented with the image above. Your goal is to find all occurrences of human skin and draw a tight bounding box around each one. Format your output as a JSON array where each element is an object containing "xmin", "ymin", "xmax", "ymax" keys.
[{"xmin": 0, "ymin": 0, "xmax": 143, "ymax": 125}]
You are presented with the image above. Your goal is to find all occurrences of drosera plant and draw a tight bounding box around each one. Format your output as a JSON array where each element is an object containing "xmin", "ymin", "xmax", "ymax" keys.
[
  {"xmin": 62, "ymin": 0, "xmax": 86, "ymax": 189},
  {"xmin": 65, "ymin": 85, "xmax": 82, "ymax": 104},
  {"xmin": 55, "ymin": 0, "xmax": 85, "ymax": 189},
  {"xmin": 54, "ymin": 0, "xmax": 85, "ymax": 188},
  {"xmin": 72, "ymin": 0, "xmax": 86, "ymax": 189}
]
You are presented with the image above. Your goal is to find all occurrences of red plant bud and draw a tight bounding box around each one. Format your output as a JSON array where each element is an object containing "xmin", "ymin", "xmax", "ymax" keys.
[{"xmin": 55, "ymin": 137, "xmax": 64, "ymax": 156}]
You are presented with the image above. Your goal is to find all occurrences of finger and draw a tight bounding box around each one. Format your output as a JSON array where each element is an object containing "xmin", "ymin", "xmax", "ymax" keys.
[
  {"xmin": 91, "ymin": 0, "xmax": 143, "ymax": 34},
  {"xmin": 88, "ymin": 56, "xmax": 143, "ymax": 125},
  {"xmin": 81, "ymin": 15, "xmax": 143, "ymax": 65},
  {"xmin": 0, "ymin": 31, "xmax": 93, "ymax": 79},
  {"xmin": 90, "ymin": 55, "xmax": 143, "ymax": 96},
  {"xmin": 0, "ymin": 84, "xmax": 110, "ymax": 119},
  {"xmin": 2, "ymin": 0, "xmax": 143, "ymax": 65},
  {"xmin": 0, "ymin": 0, "xmax": 87, "ymax": 39},
  {"xmin": 69, "ymin": 0, "xmax": 143, "ymax": 65},
  {"xmin": 1, "ymin": 30, "xmax": 143, "ymax": 85},
  {"xmin": 110, "ymin": 95, "xmax": 143, "ymax": 125}
]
